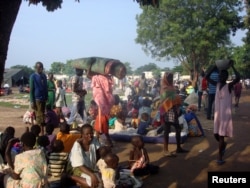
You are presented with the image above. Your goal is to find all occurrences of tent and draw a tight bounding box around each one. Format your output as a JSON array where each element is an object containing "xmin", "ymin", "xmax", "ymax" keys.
[{"xmin": 2, "ymin": 69, "xmax": 30, "ymax": 87}]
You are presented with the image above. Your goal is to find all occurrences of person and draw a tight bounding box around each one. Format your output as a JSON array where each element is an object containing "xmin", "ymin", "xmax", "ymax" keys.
[
  {"xmin": 56, "ymin": 123, "xmax": 81, "ymax": 153},
  {"xmin": 113, "ymin": 112, "xmax": 127, "ymax": 132},
  {"xmin": 91, "ymin": 74, "xmax": 115, "ymax": 147},
  {"xmin": 48, "ymin": 140, "xmax": 68, "ymax": 177},
  {"xmin": 69, "ymin": 124, "xmax": 101, "ymax": 188},
  {"xmin": 139, "ymin": 73, "xmax": 147, "ymax": 96},
  {"xmin": 67, "ymin": 68, "xmax": 87, "ymax": 125},
  {"xmin": 100, "ymin": 153, "xmax": 119, "ymax": 188},
  {"xmin": 45, "ymin": 124, "xmax": 56, "ymax": 153},
  {"xmin": 206, "ymin": 67, "xmax": 219, "ymax": 120},
  {"xmin": 206, "ymin": 62, "xmax": 240, "ymax": 165},
  {"xmin": 30, "ymin": 62, "xmax": 48, "ymax": 135},
  {"xmin": 0, "ymin": 126, "xmax": 15, "ymax": 163},
  {"xmin": 4, "ymin": 132, "xmax": 48, "ymax": 187},
  {"xmin": 129, "ymin": 135, "xmax": 158, "ymax": 176},
  {"xmin": 30, "ymin": 124, "xmax": 41, "ymax": 147},
  {"xmin": 55, "ymin": 80, "xmax": 67, "ymax": 123},
  {"xmin": 109, "ymin": 94, "xmax": 122, "ymax": 118},
  {"xmin": 137, "ymin": 113, "xmax": 151, "ymax": 135},
  {"xmin": 138, "ymin": 98, "xmax": 152, "ymax": 120},
  {"xmin": 47, "ymin": 73, "xmax": 56, "ymax": 109},
  {"xmin": 37, "ymin": 135, "xmax": 50, "ymax": 155},
  {"xmin": 130, "ymin": 109, "xmax": 140, "ymax": 129},
  {"xmin": 234, "ymin": 80, "xmax": 242, "ymax": 108},
  {"xmin": 197, "ymin": 71, "xmax": 206, "ymax": 111},
  {"xmin": 160, "ymin": 72, "xmax": 188, "ymax": 157},
  {"xmin": 87, "ymin": 100, "xmax": 98, "ymax": 125},
  {"xmin": 45, "ymin": 104, "xmax": 59, "ymax": 128},
  {"xmin": 96, "ymin": 145, "xmax": 112, "ymax": 171}
]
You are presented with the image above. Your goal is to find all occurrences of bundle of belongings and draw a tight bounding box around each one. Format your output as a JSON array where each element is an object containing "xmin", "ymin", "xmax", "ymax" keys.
[{"xmin": 71, "ymin": 57, "xmax": 127, "ymax": 79}]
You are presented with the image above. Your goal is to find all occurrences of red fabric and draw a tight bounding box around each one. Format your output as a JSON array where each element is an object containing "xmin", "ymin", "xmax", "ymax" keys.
[
  {"xmin": 202, "ymin": 77, "xmax": 208, "ymax": 90},
  {"xmin": 94, "ymin": 114, "xmax": 109, "ymax": 134}
]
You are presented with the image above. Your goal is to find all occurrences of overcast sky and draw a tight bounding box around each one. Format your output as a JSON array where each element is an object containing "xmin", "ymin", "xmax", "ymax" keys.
[{"xmin": 5, "ymin": 0, "xmax": 246, "ymax": 71}]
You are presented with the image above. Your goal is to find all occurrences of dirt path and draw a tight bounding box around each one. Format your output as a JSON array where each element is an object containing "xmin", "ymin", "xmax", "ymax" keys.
[{"xmin": 0, "ymin": 90, "xmax": 250, "ymax": 188}]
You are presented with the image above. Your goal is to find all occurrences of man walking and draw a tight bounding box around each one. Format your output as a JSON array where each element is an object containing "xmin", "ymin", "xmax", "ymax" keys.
[{"xmin": 67, "ymin": 68, "xmax": 87, "ymax": 126}]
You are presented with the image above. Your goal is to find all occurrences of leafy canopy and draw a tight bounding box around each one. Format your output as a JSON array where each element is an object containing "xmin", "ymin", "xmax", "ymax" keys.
[{"xmin": 136, "ymin": 0, "xmax": 243, "ymax": 73}]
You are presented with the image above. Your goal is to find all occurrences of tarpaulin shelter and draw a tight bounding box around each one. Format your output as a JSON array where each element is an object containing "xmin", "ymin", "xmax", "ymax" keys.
[{"xmin": 2, "ymin": 69, "xmax": 30, "ymax": 87}]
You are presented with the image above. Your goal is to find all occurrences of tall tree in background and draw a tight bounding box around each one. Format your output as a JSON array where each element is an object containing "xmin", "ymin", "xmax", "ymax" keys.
[
  {"xmin": 242, "ymin": 0, "xmax": 250, "ymax": 77},
  {"xmin": 136, "ymin": 0, "xmax": 243, "ymax": 79},
  {"xmin": 50, "ymin": 62, "xmax": 65, "ymax": 74},
  {"xmin": 0, "ymin": 0, "xmax": 78, "ymax": 85}
]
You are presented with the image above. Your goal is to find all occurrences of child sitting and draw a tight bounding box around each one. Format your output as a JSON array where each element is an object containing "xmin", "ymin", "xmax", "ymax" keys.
[
  {"xmin": 114, "ymin": 112, "xmax": 127, "ymax": 132},
  {"xmin": 110, "ymin": 95, "xmax": 122, "ymax": 118},
  {"xmin": 130, "ymin": 109, "xmax": 139, "ymax": 129},
  {"xmin": 87, "ymin": 100, "xmax": 98, "ymax": 126},
  {"xmin": 30, "ymin": 124, "xmax": 41, "ymax": 147},
  {"xmin": 37, "ymin": 135, "xmax": 50, "ymax": 155},
  {"xmin": 129, "ymin": 135, "xmax": 159, "ymax": 177},
  {"xmin": 48, "ymin": 140, "xmax": 68, "ymax": 177},
  {"xmin": 96, "ymin": 145, "xmax": 112, "ymax": 171},
  {"xmin": 101, "ymin": 153, "xmax": 119, "ymax": 188},
  {"xmin": 0, "ymin": 126, "xmax": 15, "ymax": 163},
  {"xmin": 45, "ymin": 124, "xmax": 56, "ymax": 152},
  {"xmin": 56, "ymin": 123, "xmax": 81, "ymax": 153},
  {"xmin": 137, "ymin": 113, "xmax": 151, "ymax": 135},
  {"xmin": 45, "ymin": 105, "xmax": 59, "ymax": 128}
]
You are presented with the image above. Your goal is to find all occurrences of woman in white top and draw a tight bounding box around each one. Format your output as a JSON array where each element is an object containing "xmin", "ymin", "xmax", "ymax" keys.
[{"xmin": 69, "ymin": 124, "xmax": 101, "ymax": 188}]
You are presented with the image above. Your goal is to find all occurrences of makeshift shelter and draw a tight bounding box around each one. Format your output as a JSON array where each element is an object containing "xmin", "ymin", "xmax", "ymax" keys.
[{"xmin": 2, "ymin": 69, "xmax": 30, "ymax": 87}]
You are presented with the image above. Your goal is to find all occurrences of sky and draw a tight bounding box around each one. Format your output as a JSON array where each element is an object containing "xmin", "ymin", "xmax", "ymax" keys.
[{"xmin": 6, "ymin": 0, "xmax": 246, "ymax": 71}]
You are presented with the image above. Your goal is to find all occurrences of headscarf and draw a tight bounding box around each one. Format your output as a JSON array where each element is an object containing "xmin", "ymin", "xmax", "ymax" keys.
[{"xmin": 160, "ymin": 72, "xmax": 181, "ymax": 113}]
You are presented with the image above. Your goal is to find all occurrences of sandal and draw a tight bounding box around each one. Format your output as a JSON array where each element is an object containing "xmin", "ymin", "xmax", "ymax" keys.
[
  {"xmin": 176, "ymin": 148, "xmax": 189, "ymax": 153},
  {"xmin": 163, "ymin": 151, "xmax": 176, "ymax": 157},
  {"xmin": 216, "ymin": 160, "xmax": 225, "ymax": 165}
]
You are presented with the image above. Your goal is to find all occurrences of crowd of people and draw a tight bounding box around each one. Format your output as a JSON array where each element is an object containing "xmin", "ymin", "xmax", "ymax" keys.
[{"xmin": 0, "ymin": 59, "xmax": 242, "ymax": 187}]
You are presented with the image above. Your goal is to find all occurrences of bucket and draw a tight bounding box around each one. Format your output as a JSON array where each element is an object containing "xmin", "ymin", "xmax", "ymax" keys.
[{"xmin": 215, "ymin": 59, "xmax": 232, "ymax": 70}]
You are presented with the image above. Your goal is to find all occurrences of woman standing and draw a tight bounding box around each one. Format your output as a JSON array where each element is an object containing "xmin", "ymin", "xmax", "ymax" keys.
[
  {"xmin": 47, "ymin": 73, "xmax": 56, "ymax": 109},
  {"xmin": 160, "ymin": 72, "xmax": 188, "ymax": 157}
]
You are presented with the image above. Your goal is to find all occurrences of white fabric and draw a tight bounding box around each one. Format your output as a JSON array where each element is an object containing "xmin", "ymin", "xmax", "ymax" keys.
[
  {"xmin": 69, "ymin": 137, "xmax": 100, "ymax": 170},
  {"xmin": 96, "ymin": 158, "xmax": 107, "ymax": 171},
  {"xmin": 55, "ymin": 88, "xmax": 65, "ymax": 107},
  {"xmin": 114, "ymin": 120, "xmax": 127, "ymax": 132}
]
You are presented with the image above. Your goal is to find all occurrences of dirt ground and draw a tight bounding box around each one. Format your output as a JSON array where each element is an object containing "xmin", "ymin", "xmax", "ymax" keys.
[{"xmin": 0, "ymin": 90, "xmax": 250, "ymax": 188}]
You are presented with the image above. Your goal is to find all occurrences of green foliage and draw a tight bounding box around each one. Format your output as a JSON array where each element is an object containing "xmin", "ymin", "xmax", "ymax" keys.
[
  {"xmin": 134, "ymin": 62, "xmax": 160, "ymax": 74},
  {"xmin": 136, "ymin": 0, "xmax": 243, "ymax": 75},
  {"xmin": 27, "ymin": 0, "xmax": 79, "ymax": 12},
  {"xmin": 10, "ymin": 65, "xmax": 34, "ymax": 75},
  {"xmin": 50, "ymin": 62, "xmax": 65, "ymax": 74}
]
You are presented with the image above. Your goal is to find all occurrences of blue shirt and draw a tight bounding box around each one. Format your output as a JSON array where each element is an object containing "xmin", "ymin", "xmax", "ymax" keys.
[
  {"xmin": 208, "ymin": 71, "xmax": 219, "ymax": 94},
  {"xmin": 137, "ymin": 121, "xmax": 150, "ymax": 135},
  {"xmin": 30, "ymin": 73, "xmax": 48, "ymax": 102}
]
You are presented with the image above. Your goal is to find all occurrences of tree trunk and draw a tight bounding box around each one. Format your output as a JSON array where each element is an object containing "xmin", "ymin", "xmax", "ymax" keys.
[{"xmin": 0, "ymin": 0, "xmax": 22, "ymax": 86}]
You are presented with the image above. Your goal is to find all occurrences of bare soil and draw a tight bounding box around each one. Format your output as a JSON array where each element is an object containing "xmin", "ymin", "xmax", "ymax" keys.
[{"xmin": 0, "ymin": 89, "xmax": 250, "ymax": 188}]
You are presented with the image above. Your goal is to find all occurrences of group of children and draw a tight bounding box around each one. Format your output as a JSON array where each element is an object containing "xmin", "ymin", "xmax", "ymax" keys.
[{"xmin": 0, "ymin": 122, "xmax": 159, "ymax": 188}]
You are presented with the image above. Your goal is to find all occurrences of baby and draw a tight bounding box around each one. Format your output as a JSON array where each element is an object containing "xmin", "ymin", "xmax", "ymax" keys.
[
  {"xmin": 101, "ymin": 153, "xmax": 119, "ymax": 188},
  {"xmin": 96, "ymin": 145, "xmax": 112, "ymax": 171}
]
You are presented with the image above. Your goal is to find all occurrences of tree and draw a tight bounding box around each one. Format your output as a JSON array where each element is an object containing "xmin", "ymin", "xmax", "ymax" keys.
[
  {"xmin": 134, "ymin": 62, "xmax": 160, "ymax": 74},
  {"xmin": 50, "ymin": 62, "xmax": 65, "ymax": 74},
  {"xmin": 136, "ymin": 0, "xmax": 243, "ymax": 80},
  {"xmin": 63, "ymin": 60, "xmax": 75, "ymax": 76},
  {"xmin": 0, "ymin": 0, "xmax": 78, "ymax": 86},
  {"xmin": 10, "ymin": 65, "xmax": 34, "ymax": 76}
]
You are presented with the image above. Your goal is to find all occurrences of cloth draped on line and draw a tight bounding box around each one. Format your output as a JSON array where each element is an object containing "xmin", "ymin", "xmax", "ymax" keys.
[{"xmin": 159, "ymin": 72, "xmax": 181, "ymax": 115}]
